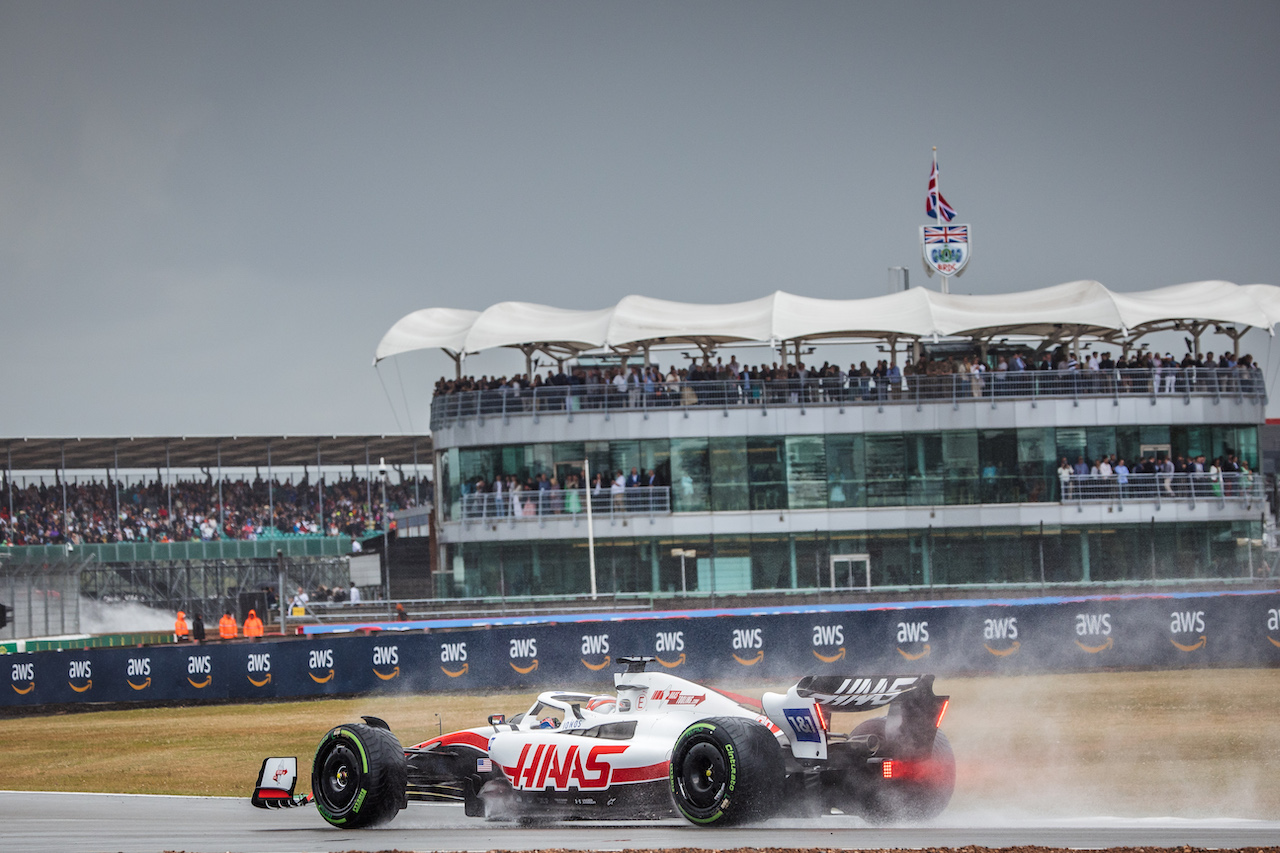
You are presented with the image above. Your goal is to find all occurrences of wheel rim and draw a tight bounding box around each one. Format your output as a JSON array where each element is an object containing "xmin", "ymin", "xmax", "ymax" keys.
[
  {"xmin": 318, "ymin": 742, "xmax": 360, "ymax": 812},
  {"xmin": 679, "ymin": 741, "xmax": 728, "ymax": 809}
]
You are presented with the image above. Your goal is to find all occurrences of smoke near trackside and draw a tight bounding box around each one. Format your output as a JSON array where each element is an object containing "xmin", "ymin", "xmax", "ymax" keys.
[{"xmin": 78, "ymin": 597, "xmax": 174, "ymax": 635}]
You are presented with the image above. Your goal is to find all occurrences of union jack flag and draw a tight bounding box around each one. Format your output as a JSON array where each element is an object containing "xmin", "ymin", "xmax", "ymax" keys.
[
  {"xmin": 923, "ymin": 225, "xmax": 968, "ymax": 243},
  {"xmin": 926, "ymin": 159, "xmax": 956, "ymax": 221}
]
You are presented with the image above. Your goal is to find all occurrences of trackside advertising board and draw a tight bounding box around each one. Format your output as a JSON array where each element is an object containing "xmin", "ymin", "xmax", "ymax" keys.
[{"xmin": 4, "ymin": 590, "xmax": 1279, "ymax": 707}]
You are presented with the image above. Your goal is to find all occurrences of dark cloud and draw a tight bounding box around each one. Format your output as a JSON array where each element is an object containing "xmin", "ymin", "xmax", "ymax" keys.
[{"xmin": 2, "ymin": 1, "xmax": 1278, "ymax": 434}]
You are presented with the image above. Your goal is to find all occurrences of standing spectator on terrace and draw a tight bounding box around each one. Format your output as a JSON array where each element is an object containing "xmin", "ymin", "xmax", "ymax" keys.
[
  {"xmin": 1073, "ymin": 456, "xmax": 1089, "ymax": 478},
  {"xmin": 611, "ymin": 470, "xmax": 626, "ymax": 512},
  {"xmin": 628, "ymin": 366, "xmax": 643, "ymax": 408},
  {"xmin": 349, "ymin": 582, "xmax": 361, "ymax": 604},
  {"xmin": 1160, "ymin": 456, "xmax": 1176, "ymax": 496},
  {"xmin": 1115, "ymin": 458, "xmax": 1130, "ymax": 497},
  {"xmin": 591, "ymin": 472, "xmax": 605, "ymax": 513},
  {"xmin": 192, "ymin": 612, "xmax": 206, "ymax": 642},
  {"xmin": 1162, "ymin": 354, "xmax": 1178, "ymax": 394},
  {"xmin": 219, "ymin": 610, "xmax": 238, "ymax": 639},
  {"xmin": 1058, "ymin": 458, "xmax": 1073, "ymax": 501},
  {"xmin": 492, "ymin": 474, "xmax": 505, "ymax": 517},
  {"xmin": 174, "ymin": 610, "xmax": 189, "ymax": 641}
]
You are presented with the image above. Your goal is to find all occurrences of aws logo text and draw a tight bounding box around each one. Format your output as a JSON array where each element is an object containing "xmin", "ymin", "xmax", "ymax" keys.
[
  {"xmin": 309, "ymin": 649, "xmax": 335, "ymax": 683},
  {"xmin": 247, "ymin": 652, "xmax": 272, "ymax": 687},
  {"xmin": 126, "ymin": 657, "xmax": 151, "ymax": 690},
  {"xmin": 812, "ymin": 625, "xmax": 845, "ymax": 662},
  {"xmin": 11, "ymin": 662, "xmax": 35, "ymax": 694},
  {"xmin": 509, "ymin": 638, "xmax": 538, "ymax": 674},
  {"xmin": 1075, "ymin": 613, "xmax": 1113, "ymax": 653},
  {"xmin": 375, "ymin": 644, "xmax": 402, "ymax": 680},
  {"xmin": 655, "ymin": 631, "xmax": 685, "ymax": 667},
  {"xmin": 66, "ymin": 659, "xmax": 92, "ymax": 693},
  {"xmin": 983, "ymin": 617, "xmax": 1019, "ymax": 657},
  {"xmin": 188, "ymin": 655, "xmax": 212, "ymax": 688},
  {"xmin": 581, "ymin": 634, "xmax": 610, "ymax": 670},
  {"xmin": 1170, "ymin": 610, "xmax": 1207, "ymax": 652},
  {"xmin": 1268, "ymin": 609, "xmax": 1280, "ymax": 648},
  {"xmin": 896, "ymin": 621, "xmax": 930, "ymax": 660},
  {"xmin": 732, "ymin": 628, "xmax": 763, "ymax": 665},
  {"xmin": 439, "ymin": 642, "xmax": 466, "ymax": 677}
]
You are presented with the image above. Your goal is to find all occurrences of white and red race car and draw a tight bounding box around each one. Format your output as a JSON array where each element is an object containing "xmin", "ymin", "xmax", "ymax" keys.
[{"xmin": 252, "ymin": 656, "xmax": 954, "ymax": 827}]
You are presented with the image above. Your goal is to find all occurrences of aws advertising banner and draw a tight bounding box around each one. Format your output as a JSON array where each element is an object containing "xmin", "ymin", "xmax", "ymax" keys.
[{"xmin": 4, "ymin": 590, "xmax": 1280, "ymax": 708}]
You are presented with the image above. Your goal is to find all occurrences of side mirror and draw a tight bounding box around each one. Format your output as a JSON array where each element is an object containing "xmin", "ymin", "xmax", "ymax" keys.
[{"xmin": 488, "ymin": 713, "xmax": 506, "ymax": 727}]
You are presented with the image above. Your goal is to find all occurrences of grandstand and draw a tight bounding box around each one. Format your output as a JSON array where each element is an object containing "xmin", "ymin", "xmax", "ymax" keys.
[{"xmin": 0, "ymin": 435, "xmax": 434, "ymax": 639}]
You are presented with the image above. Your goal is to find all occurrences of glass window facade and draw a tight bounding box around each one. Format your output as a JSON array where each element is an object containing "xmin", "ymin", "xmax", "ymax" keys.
[
  {"xmin": 440, "ymin": 425, "xmax": 1257, "ymax": 520},
  {"xmin": 440, "ymin": 520, "xmax": 1261, "ymax": 597}
]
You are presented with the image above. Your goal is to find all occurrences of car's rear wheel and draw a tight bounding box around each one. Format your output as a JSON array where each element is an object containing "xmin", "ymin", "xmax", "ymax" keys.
[
  {"xmin": 311, "ymin": 723, "xmax": 407, "ymax": 828},
  {"xmin": 848, "ymin": 718, "xmax": 955, "ymax": 824},
  {"xmin": 669, "ymin": 716, "xmax": 783, "ymax": 826}
]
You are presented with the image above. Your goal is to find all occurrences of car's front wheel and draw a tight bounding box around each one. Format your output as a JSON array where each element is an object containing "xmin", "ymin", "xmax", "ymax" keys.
[
  {"xmin": 311, "ymin": 723, "xmax": 407, "ymax": 828},
  {"xmin": 669, "ymin": 716, "xmax": 783, "ymax": 826}
]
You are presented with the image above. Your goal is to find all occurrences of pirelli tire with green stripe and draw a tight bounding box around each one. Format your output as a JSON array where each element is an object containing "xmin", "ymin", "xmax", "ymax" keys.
[
  {"xmin": 669, "ymin": 715, "xmax": 784, "ymax": 826},
  {"xmin": 312, "ymin": 723, "xmax": 408, "ymax": 828}
]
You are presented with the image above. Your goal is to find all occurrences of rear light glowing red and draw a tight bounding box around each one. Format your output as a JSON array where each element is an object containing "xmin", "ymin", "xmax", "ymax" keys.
[
  {"xmin": 935, "ymin": 699, "xmax": 950, "ymax": 728},
  {"xmin": 813, "ymin": 702, "xmax": 828, "ymax": 732},
  {"xmin": 882, "ymin": 760, "xmax": 894, "ymax": 779}
]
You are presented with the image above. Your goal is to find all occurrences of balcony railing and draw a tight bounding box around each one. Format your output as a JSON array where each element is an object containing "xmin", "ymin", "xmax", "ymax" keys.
[
  {"xmin": 430, "ymin": 367, "xmax": 1267, "ymax": 429},
  {"xmin": 1062, "ymin": 471, "xmax": 1264, "ymax": 509},
  {"xmin": 443, "ymin": 473, "xmax": 1261, "ymax": 526},
  {"xmin": 456, "ymin": 486, "xmax": 671, "ymax": 525}
]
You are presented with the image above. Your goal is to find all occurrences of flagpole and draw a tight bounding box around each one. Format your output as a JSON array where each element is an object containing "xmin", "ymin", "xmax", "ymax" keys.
[{"xmin": 933, "ymin": 146, "xmax": 950, "ymax": 294}]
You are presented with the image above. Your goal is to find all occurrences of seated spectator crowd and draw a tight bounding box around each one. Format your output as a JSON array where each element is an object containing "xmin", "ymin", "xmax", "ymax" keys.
[{"xmin": 0, "ymin": 473, "xmax": 428, "ymax": 547}]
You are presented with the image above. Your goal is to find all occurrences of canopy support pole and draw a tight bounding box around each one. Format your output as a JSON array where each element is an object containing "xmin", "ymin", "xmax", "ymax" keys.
[
  {"xmin": 267, "ymin": 441, "xmax": 273, "ymax": 530},
  {"xmin": 317, "ymin": 441, "xmax": 324, "ymax": 535},
  {"xmin": 165, "ymin": 440, "xmax": 172, "ymax": 525}
]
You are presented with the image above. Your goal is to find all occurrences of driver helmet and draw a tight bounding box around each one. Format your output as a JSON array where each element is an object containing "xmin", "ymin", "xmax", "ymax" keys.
[
  {"xmin": 538, "ymin": 717, "xmax": 557, "ymax": 729},
  {"xmin": 586, "ymin": 695, "xmax": 617, "ymax": 714}
]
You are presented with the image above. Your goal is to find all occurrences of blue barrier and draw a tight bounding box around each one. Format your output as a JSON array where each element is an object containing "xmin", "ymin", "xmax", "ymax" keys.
[{"xmin": 4, "ymin": 589, "xmax": 1279, "ymax": 708}]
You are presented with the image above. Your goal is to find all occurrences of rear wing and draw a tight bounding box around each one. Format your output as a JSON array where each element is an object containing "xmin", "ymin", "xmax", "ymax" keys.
[{"xmin": 763, "ymin": 674, "xmax": 949, "ymax": 761}]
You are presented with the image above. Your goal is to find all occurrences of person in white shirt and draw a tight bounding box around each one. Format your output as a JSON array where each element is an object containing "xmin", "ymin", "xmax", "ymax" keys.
[
  {"xmin": 349, "ymin": 583, "xmax": 361, "ymax": 603},
  {"xmin": 611, "ymin": 470, "xmax": 626, "ymax": 512}
]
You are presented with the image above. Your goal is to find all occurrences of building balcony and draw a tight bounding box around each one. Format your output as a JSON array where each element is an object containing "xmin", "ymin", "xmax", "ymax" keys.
[
  {"xmin": 438, "ymin": 473, "xmax": 1265, "ymax": 544},
  {"xmin": 430, "ymin": 368, "xmax": 1267, "ymax": 432}
]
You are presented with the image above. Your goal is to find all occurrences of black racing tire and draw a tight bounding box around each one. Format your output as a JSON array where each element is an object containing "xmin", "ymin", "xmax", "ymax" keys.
[
  {"xmin": 311, "ymin": 722, "xmax": 407, "ymax": 828},
  {"xmin": 849, "ymin": 717, "xmax": 955, "ymax": 824},
  {"xmin": 669, "ymin": 716, "xmax": 783, "ymax": 826}
]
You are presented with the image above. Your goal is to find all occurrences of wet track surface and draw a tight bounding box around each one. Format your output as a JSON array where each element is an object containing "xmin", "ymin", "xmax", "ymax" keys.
[{"xmin": 4, "ymin": 791, "xmax": 1279, "ymax": 853}]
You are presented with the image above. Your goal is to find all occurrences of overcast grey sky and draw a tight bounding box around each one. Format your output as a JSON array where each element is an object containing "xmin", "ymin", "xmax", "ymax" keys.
[{"xmin": 3, "ymin": 1, "xmax": 1278, "ymax": 436}]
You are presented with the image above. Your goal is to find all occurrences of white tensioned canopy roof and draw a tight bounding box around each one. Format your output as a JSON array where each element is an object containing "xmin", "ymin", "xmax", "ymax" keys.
[{"xmin": 374, "ymin": 280, "xmax": 1280, "ymax": 365}]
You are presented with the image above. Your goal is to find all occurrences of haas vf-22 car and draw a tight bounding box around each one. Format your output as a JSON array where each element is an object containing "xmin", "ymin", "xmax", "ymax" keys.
[{"xmin": 252, "ymin": 657, "xmax": 954, "ymax": 826}]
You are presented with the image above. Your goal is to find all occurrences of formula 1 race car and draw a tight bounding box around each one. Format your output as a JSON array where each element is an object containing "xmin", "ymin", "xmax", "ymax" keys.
[{"xmin": 251, "ymin": 656, "xmax": 954, "ymax": 828}]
